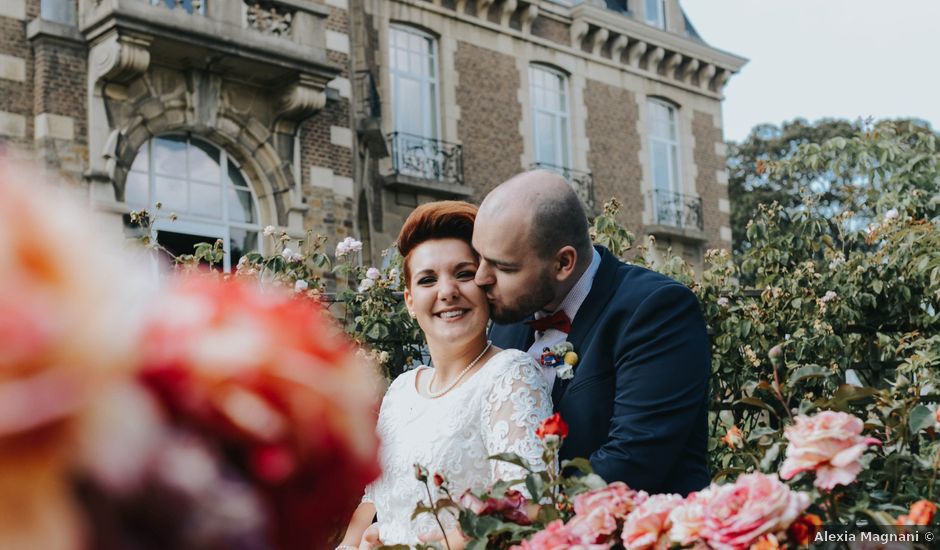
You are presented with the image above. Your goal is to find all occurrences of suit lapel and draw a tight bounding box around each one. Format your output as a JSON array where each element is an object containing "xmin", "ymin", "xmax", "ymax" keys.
[{"xmin": 553, "ymin": 246, "xmax": 619, "ymax": 407}]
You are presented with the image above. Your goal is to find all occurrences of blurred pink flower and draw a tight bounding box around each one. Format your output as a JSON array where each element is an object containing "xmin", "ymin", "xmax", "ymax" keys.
[
  {"xmin": 699, "ymin": 473, "xmax": 809, "ymax": 550},
  {"xmin": 511, "ymin": 519, "xmax": 611, "ymax": 550},
  {"xmin": 573, "ymin": 481, "xmax": 648, "ymax": 520},
  {"xmin": 620, "ymin": 493, "xmax": 683, "ymax": 550},
  {"xmin": 779, "ymin": 410, "xmax": 881, "ymax": 490}
]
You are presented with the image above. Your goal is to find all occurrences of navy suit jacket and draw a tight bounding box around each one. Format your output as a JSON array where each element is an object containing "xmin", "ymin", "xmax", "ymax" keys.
[{"xmin": 489, "ymin": 246, "xmax": 710, "ymax": 495}]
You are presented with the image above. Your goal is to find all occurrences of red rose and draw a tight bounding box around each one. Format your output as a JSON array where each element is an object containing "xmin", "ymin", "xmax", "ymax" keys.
[
  {"xmin": 433, "ymin": 473, "xmax": 444, "ymax": 487},
  {"xmin": 536, "ymin": 413, "xmax": 569, "ymax": 440},
  {"xmin": 898, "ymin": 499, "xmax": 938, "ymax": 526}
]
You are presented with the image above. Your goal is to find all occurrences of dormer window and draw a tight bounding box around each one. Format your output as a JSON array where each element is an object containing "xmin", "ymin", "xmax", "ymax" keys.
[{"xmin": 645, "ymin": 0, "xmax": 666, "ymax": 29}]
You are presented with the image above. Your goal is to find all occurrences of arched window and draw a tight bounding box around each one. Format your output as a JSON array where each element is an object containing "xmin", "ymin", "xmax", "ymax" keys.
[
  {"xmin": 125, "ymin": 135, "xmax": 260, "ymax": 271},
  {"xmin": 529, "ymin": 64, "xmax": 571, "ymax": 170}
]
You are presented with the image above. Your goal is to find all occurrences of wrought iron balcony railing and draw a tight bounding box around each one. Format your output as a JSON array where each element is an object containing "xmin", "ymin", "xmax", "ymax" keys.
[
  {"xmin": 651, "ymin": 189, "xmax": 704, "ymax": 231},
  {"xmin": 529, "ymin": 162, "xmax": 595, "ymax": 210},
  {"xmin": 387, "ymin": 132, "xmax": 464, "ymax": 186}
]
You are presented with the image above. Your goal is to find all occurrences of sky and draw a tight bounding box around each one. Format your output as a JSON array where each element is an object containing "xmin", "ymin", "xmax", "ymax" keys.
[{"xmin": 680, "ymin": 0, "xmax": 940, "ymax": 143}]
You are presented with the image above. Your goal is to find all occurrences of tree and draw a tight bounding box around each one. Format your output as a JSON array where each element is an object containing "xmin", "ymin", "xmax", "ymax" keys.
[{"xmin": 724, "ymin": 118, "xmax": 938, "ymax": 258}]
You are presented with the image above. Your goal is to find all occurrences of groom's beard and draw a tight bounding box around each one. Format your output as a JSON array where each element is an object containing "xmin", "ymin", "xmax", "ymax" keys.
[{"xmin": 488, "ymin": 270, "xmax": 556, "ymax": 324}]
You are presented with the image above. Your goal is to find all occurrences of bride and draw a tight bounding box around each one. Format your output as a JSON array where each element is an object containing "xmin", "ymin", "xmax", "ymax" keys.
[{"xmin": 337, "ymin": 201, "xmax": 552, "ymax": 549}]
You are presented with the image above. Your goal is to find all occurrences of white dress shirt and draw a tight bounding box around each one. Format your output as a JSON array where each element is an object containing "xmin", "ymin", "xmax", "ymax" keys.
[{"xmin": 527, "ymin": 248, "xmax": 601, "ymax": 390}]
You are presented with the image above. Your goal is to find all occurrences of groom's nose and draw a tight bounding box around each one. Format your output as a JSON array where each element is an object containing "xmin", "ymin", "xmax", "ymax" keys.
[{"xmin": 474, "ymin": 261, "xmax": 495, "ymax": 287}]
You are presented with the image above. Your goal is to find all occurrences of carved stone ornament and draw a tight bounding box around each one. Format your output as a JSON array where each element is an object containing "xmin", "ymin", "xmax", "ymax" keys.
[
  {"xmin": 245, "ymin": 0, "xmax": 294, "ymax": 36},
  {"xmin": 274, "ymin": 73, "xmax": 329, "ymax": 133},
  {"xmin": 91, "ymin": 31, "xmax": 152, "ymax": 85}
]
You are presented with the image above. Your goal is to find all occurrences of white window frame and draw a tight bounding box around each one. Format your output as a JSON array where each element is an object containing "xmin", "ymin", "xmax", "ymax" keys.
[
  {"xmin": 126, "ymin": 135, "xmax": 261, "ymax": 272},
  {"xmin": 529, "ymin": 64, "xmax": 572, "ymax": 170},
  {"xmin": 647, "ymin": 98, "xmax": 683, "ymax": 225},
  {"xmin": 644, "ymin": 0, "xmax": 666, "ymax": 29},
  {"xmin": 388, "ymin": 25, "xmax": 440, "ymax": 141}
]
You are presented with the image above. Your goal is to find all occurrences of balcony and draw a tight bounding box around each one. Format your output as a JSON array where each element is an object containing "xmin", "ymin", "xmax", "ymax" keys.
[
  {"xmin": 529, "ymin": 162, "xmax": 596, "ymax": 212},
  {"xmin": 647, "ymin": 189, "xmax": 706, "ymax": 242},
  {"xmin": 382, "ymin": 132, "xmax": 469, "ymax": 198},
  {"xmin": 79, "ymin": 0, "xmax": 337, "ymax": 88}
]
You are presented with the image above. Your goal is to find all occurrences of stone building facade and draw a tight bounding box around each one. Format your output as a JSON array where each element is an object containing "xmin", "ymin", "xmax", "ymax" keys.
[
  {"xmin": 351, "ymin": 0, "xmax": 745, "ymax": 268},
  {"xmin": 0, "ymin": 0, "xmax": 744, "ymax": 271}
]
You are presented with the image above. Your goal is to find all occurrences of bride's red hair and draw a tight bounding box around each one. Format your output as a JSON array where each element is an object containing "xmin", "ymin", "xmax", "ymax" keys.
[{"xmin": 397, "ymin": 201, "xmax": 478, "ymax": 286}]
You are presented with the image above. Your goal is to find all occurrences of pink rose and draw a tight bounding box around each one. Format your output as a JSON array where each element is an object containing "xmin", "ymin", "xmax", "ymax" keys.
[
  {"xmin": 512, "ymin": 519, "xmax": 612, "ymax": 550},
  {"xmin": 573, "ymin": 481, "xmax": 648, "ymax": 520},
  {"xmin": 567, "ymin": 507, "xmax": 618, "ymax": 543},
  {"xmin": 779, "ymin": 411, "xmax": 881, "ymax": 490},
  {"xmin": 668, "ymin": 488, "xmax": 712, "ymax": 546},
  {"xmin": 621, "ymin": 493, "xmax": 683, "ymax": 550},
  {"xmin": 699, "ymin": 473, "xmax": 810, "ymax": 550},
  {"xmin": 461, "ymin": 489, "xmax": 531, "ymax": 525}
]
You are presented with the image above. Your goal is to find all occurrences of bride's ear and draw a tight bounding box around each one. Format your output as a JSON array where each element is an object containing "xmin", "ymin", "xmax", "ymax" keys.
[{"xmin": 403, "ymin": 286, "xmax": 414, "ymax": 314}]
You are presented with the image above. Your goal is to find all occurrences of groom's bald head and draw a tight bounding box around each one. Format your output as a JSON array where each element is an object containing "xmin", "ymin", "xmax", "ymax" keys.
[{"xmin": 478, "ymin": 170, "xmax": 592, "ymax": 262}]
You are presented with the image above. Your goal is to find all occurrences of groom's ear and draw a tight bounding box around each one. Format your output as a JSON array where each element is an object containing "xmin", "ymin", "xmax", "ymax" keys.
[{"xmin": 553, "ymin": 246, "xmax": 578, "ymax": 282}]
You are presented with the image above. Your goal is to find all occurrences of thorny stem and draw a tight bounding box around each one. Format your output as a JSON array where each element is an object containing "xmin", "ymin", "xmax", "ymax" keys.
[
  {"xmin": 772, "ymin": 360, "xmax": 795, "ymax": 422},
  {"xmin": 423, "ymin": 478, "xmax": 452, "ymax": 550}
]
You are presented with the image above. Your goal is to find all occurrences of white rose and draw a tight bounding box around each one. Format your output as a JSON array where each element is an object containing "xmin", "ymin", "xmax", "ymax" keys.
[
  {"xmin": 357, "ymin": 278, "xmax": 375, "ymax": 292},
  {"xmin": 885, "ymin": 208, "xmax": 899, "ymax": 221},
  {"xmin": 366, "ymin": 267, "xmax": 381, "ymax": 280},
  {"xmin": 263, "ymin": 225, "xmax": 276, "ymax": 237},
  {"xmin": 294, "ymin": 280, "xmax": 308, "ymax": 292}
]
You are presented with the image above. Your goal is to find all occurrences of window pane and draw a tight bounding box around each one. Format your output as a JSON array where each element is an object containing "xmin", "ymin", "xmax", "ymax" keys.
[
  {"xmin": 395, "ymin": 77, "xmax": 423, "ymax": 134},
  {"xmin": 228, "ymin": 162, "xmax": 251, "ymax": 189},
  {"xmin": 154, "ymin": 176, "xmax": 188, "ymax": 212},
  {"xmin": 125, "ymin": 171, "xmax": 148, "ymax": 206},
  {"xmin": 536, "ymin": 112, "xmax": 557, "ymax": 164},
  {"xmin": 227, "ymin": 187, "xmax": 255, "ymax": 223},
  {"xmin": 230, "ymin": 229, "xmax": 259, "ymax": 267},
  {"xmin": 189, "ymin": 139, "xmax": 221, "ymax": 183},
  {"xmin": 153, "ymin": 136, "xmax": 187, "ymax": 177},
  {"xmin": 190, "ymin": 182, "xmax": 222, "ymax": 219},
  {"xmin": 651, "ymin": 141, "xmax": 671, "ymax": 190}
]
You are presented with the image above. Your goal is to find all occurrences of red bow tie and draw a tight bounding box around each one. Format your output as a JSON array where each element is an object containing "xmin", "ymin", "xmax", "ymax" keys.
[{"xmin": 525, "ymin": 311, "xmax": 571, "ymax": 334}]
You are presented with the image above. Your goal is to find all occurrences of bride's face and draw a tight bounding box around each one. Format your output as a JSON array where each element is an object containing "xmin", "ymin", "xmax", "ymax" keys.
[{"xmin": 403, "ymin": 238, "xmax": 490, "ymax": 345}]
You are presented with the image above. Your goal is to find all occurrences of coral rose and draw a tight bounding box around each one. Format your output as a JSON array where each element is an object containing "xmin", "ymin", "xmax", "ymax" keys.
[
  {"xmin": 897, "ymin": 499, "xmax": 937, "ymax": 526},
  {"xmin": 779, "ymin": 411, "xmax": 881, "ymax": 490},
  {"xmin": 786, "ymin": 513, "xmax": 823, "ymax": 545},
  {"xmin": 699, "ymin": 473, "xmax": 810, "ymax": 550},
  {"xmin": 620, "ymin": 493, "xmax": 683, "ymax": 550}
]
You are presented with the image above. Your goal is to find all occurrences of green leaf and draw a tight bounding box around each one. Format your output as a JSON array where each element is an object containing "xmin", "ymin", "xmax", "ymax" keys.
[
  {"xmin": 487, "ymin": 453, "xmax": 533, "ymax": 472},
  {"xmin": 735, "ymin": 397, "xmax": 779, "ymax": 416},
  {"xmin": 525, "ymin": 475, "xmax": 544, "ymax": 501},
  {"xmin": 786, "ymin": 364, "xmax": 833, "ymax": 388},
  {"xmin": 560, "ymin": 457, "xmax": 594, "ymax": 475},
  {"xmin": 908, "ymin": 404, "xmax": 934, "ymax": 433}
]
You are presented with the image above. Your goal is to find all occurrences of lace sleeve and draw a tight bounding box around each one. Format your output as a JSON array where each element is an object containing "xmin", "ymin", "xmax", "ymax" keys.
[{"xmin": 481, "ymin": 352, "xmax": 553, "ymax": 491}]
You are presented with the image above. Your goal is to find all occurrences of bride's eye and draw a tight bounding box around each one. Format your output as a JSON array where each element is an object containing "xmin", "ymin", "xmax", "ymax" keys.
[
  {"xmin": 418, "ymin": 276, "xmax": 436, "ymax": 285},
  {"xmin": 456, "ymin": 270, "xmax": 476, "ymax": 280}
]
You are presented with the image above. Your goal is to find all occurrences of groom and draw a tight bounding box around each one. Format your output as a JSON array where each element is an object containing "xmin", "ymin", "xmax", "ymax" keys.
[{"xmin": 472, "ymin": 170, "xmax": 711, "ymax": 496}]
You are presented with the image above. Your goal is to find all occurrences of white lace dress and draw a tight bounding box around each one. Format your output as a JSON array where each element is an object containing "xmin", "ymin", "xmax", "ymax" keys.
[{"xmin": 363, "ymin": 349, "xmax": 552, "ymax": 545}]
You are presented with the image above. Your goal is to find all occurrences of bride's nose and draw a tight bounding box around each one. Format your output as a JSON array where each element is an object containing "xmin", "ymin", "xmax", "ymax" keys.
[{"xmin": 437, "ymin": 277, "xmax": 460, "ymax": 301}]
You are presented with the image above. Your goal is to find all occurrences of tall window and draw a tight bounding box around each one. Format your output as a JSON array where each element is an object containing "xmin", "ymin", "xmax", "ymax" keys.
[
  {"xmin": 530, "ymin": 65, "xmax": 570, "ymax": 169},
  {"xmin": 645, "ymin": 0, "xmax": 666, "ymax": 29},
  {"xmin": 389, "ymin": 25, "xmax": 439, "ymax": 139},
  {"xmin": 648, "ymin": 99, "xmax": 681, "ymax": 217},
  {"xmin": 125, "ymin": 135, "xmax": 260, "ymax": 271}
]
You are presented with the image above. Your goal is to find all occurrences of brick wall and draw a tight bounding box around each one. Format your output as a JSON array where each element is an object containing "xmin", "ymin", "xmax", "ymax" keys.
[
  {"xmin": 454, "ymin": 42, "xmax": 523, "ymax": 200},
  {"xmin": 584, "ymin": 79, "xmax": 644, "ymax": 237},
  {"xmin": 692, "ymin": 109, "xmax": 729, "ymax": 251},
  {"xmin": 530, "ymin": 16, "xmax": 569, "ymax": 47},
  {"xmin": 0, "ymin": 11, "xmax": 33, "ymax": 148},
  {"xmin": 32, "ymin": 38, "xmax": 87, "ymax": 178},
  {"xmin": 301, "ymin": 1, "xmax": 356, "ymax": 248}
]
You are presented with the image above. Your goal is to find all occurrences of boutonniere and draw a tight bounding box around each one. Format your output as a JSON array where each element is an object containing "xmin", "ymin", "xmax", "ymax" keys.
[{"xmin": 539, "ymin": 341, "xmax": 579, "ymax": 380}]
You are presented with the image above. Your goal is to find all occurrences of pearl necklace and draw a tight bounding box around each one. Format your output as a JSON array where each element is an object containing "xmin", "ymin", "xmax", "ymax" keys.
[{"xmin": 426, "ymin": 341, "xmax": 493, "ymax": 398}]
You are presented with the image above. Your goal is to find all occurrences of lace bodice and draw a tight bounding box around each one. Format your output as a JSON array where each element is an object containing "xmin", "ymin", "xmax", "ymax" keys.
[{"xmin": 363, "ymin": 349, "xmax": 552, "ymax": 545}]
